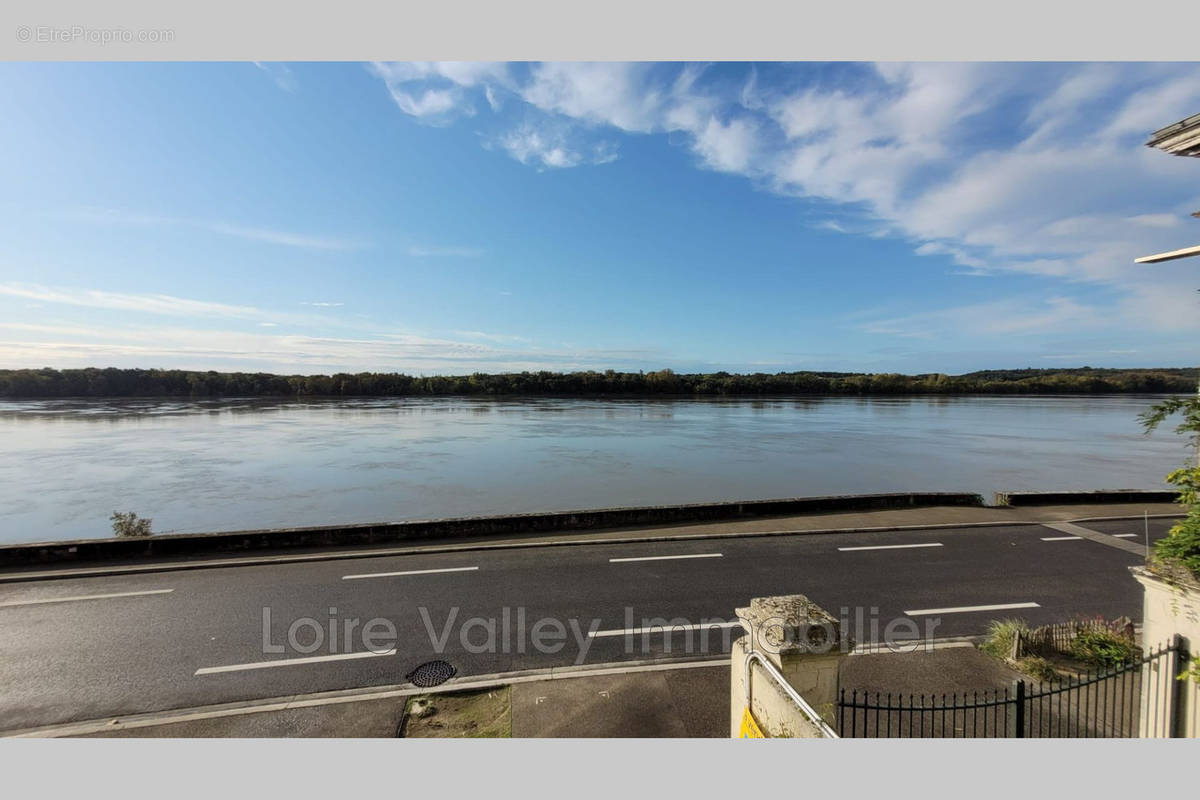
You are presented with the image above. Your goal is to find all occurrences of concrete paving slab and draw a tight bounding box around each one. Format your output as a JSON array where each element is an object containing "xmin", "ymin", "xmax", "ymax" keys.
[
  {"xmin": 511, "ymin": 664, "xmax": 729, "ymax": 738},
  {"xmin": 840, "ymin": 646, "xmax": 1023, "ymax": 695}
]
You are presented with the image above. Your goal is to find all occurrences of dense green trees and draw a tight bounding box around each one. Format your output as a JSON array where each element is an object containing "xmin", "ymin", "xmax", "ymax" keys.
[{"xmin": 0, "ymin": 365, "xmax": 1194, "ymax": 398}]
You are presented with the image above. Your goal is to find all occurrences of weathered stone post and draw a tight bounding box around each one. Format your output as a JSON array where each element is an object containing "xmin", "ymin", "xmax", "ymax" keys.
[{"xmin": 730, "ymin": 594, "xmax": 852, "ymax": 738}]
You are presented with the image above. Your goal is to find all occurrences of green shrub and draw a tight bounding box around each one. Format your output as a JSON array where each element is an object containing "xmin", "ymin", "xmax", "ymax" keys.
[
  {"xmin": 1069, "ymin": 628, "xmax": 1138, "ymax": 668},
  {"xmin": 110, "ymin": 511, "xmax": 153, "ymax": 537},
  {"xmin": 1153, "ymin": 508, "xmax": 1200, "ymax": 579}
]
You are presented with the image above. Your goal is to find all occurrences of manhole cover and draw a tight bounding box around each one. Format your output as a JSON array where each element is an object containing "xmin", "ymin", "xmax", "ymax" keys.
[{"xmin": 407, "ymin": 660, "xmax": 456, "ymax": 688}]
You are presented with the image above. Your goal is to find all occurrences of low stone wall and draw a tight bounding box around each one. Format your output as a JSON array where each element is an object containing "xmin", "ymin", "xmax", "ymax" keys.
[
  {"xmin": 0, "ymin": 491, "xmax": 984, "ymax": 568},
  {"xmin": 994, "ymin": 489, "xmax": 1178, "ymax": 506}
]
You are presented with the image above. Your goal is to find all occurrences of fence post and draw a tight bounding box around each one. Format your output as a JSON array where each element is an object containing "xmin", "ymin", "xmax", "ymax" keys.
[
  {"xmin": 1008, "ymin": 679, "xmax": 1026, "ymax": 738},
  {"xmin": 1170, "ymin": 634, "xmax": 1188, "ymax": 739}
]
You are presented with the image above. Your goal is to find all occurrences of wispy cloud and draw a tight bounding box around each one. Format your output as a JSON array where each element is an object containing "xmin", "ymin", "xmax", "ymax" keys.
[
  {"xmin": 452, "ymin": 330, "xmax": 531, "ymax": 344},
  {"xmin": 300, "ymin": 301, "xmax": 344, "ymax": 307},
  {"xmin": 408, "ymin": 245, "xmax": 485, "ymax": 257},
  {"xmin": 253, "ymin": 62, "xmax": 298, "ymax": 93},
  {"xmin": 0, "ymin": 320, "xmax": 671, "ymax": 374},
  {"xmin": 0, "ymin": 283, "xmax": 265, "ymax": 320},
  {"xmin": 206, "ymin": 222, "xmax": 360, "ymax": 250},
  {"xmin": 77, "ymin": 207, "xmax": 364, "ymax": 251},
  {"xmin": 857, "ymin": 296, "xmax": 1105, "ymax": 340}
]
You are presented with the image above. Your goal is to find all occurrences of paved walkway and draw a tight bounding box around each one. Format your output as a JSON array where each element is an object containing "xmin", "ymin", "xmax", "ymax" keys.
[
  {"xmin": 69, "ymin": 646, "xmax": 1027, "ymax": 738},
  {"xmin": 511, "ymin": 663, "xmax": 728, "ymax": 737}
]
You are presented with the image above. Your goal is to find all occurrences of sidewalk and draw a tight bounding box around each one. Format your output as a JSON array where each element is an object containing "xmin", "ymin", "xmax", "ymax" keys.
[{"xmin": 66, "ymin": 646, "xmax": 1018, "ymax": 739}]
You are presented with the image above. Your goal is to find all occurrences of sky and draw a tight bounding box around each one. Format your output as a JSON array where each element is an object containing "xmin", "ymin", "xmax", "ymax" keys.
[{"xmin": 1, "ymin": 61, "xmax": 1199, "ymax": 376}]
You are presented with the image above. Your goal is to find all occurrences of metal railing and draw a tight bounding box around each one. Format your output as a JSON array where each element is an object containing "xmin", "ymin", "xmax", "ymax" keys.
[
  {"xmin": 744, "ymin": 649, "xmax": 839, "ymax": 738},
  {"xmin": 837, "ymin": 637, "xmax": 1185, "ymax": 738}
]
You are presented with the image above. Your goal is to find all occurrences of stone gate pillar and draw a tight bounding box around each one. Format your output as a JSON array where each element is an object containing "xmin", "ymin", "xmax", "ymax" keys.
[{"xmin": 730, "ymin": 594, "xmax": 852, "ymax": 737}]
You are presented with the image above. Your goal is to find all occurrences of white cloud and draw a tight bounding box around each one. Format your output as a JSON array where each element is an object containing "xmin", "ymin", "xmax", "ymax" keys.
[
  {"xmin": 361, "ymin": 62, "xmax": 1200, "ymax": 351},
  {"xmin": 497, "ymin": 124, "xmax": 616, "ymax": 169},
  {"xmin": 692, "ymin": 116, "xmax": 759, "ymax": 173},
  {"xmin": 368, "ymin": 62, "xmax": 511, "ymax": 124}
]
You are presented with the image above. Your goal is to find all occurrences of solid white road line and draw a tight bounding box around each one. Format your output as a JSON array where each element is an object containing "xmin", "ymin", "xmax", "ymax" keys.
[
  {"xmin": 342, "ymin": 566, "xmax": 478, "ymax": 580},
  {"xmin": 838, "ymin": 543, "xmax": 943, "ymax": 552},
  {"xmin": 904, "ymin": 602, "xmax": 1040, "ymax": 616},
  {"xmin": 0, "ymin": 588, "xmax": 174, "ymax": 608},
  {"xmin": 1114, "ymin": 534, "xmax": 1139, "ymax": 539},
  {"xmin": 194, "ymin": 648, "xmax": 397, "ymax": 675},
  {"xmin": 608, "ymin": 553, "xmax": 723, "ymax": 563},
  {"xmin": 589, "ymin": 621, "xmax": 742, "ymax": 638},
  {"xmin": 1041, "ymin": 536, "xmax": 1083, "ymax": 541}
]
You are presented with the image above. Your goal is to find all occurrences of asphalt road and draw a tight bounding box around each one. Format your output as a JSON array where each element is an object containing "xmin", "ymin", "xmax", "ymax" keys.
[{"xmin": 0, "ymin": 518, "xmax": 1166, "ymax": 731}]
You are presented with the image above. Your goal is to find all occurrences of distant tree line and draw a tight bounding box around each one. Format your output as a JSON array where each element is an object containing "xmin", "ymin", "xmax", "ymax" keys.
[{"xmin": 0, "ymin": 366, "xmax": 1195, "ymax": 399}]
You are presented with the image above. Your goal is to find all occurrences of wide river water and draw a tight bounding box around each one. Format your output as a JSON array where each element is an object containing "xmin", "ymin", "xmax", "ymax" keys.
[{"xmin": 0, "ymin": 395, "xmax": 1189, "ymax": 544}]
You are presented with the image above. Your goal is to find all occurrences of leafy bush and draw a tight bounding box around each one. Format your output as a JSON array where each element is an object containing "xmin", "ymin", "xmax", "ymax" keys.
[
  {"xmin": 1069, "ymin": 628, "xmax": 1138, "ymax": 668},
  {"xmin": 1154, "ymin": 508, "xmax": 1200, "ymax": 579},
  {"xmin": 1141, "ymin": 395, "xmax": 1200, "ymax": 580},
  {"xmin": 110, "ymin": 511, "xmax": 152, "ymax": 537}
]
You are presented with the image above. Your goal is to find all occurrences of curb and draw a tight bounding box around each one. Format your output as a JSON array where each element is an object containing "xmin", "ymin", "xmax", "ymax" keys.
[{"xmin": 0, "ymin": 513, "xmax": 1182, "ymax": 584}]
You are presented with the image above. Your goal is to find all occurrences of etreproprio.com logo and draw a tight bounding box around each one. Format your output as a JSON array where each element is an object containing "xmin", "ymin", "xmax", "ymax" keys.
[{"xmin": 16, "ymin": 25, "xmax": 175, "ymax": 44}]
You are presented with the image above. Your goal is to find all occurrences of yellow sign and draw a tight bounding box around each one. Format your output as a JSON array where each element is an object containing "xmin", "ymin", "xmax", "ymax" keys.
[{"xmin": 739, "ymin": 707, "xmax": 765, "ymax": 738}]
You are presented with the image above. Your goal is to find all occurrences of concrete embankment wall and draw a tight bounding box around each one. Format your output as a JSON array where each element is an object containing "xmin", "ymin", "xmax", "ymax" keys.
[
  {"xmin": 994, "ymin": 489, "xmax": 1177, "ymax": 506},
  {"xmin": 0, "ymin": 492, "xmax": 983, "ymax": 567}
]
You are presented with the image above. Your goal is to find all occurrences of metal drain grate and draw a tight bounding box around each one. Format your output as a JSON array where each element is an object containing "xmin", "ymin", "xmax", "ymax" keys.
[{"xmin": 406, "ymin": 660, "xmax": 456, "ymax": 688}]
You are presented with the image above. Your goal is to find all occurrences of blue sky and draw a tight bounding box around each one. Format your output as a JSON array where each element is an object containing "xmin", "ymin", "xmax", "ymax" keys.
[{"xmin": 1, "ymin": 61, "xmax": 1199, "ymax": 375}]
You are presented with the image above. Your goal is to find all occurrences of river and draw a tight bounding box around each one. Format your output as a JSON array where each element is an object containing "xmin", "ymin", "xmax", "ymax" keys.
[{"xmin": 0, "ymin": 395, "xmax": 1187, "ymax": 544}]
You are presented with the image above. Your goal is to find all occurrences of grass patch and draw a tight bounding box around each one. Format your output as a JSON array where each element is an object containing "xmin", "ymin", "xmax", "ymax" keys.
[
  {"xmin": 978, "ymin": 619, "xmax": 1065, "ymax": 681},
  {"xmin": 400, "ymin": 687, "xmax": 511, "ymax": 738},
  {"xmin": 979, "ymin": 618, "xmax": 1028, "ymax": 659}
]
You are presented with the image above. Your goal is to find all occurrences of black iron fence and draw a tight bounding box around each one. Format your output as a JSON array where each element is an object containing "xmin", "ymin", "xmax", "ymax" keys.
[{"xmin": 838, "ymin": 637, "xmax": 1186, "ymax": 738}]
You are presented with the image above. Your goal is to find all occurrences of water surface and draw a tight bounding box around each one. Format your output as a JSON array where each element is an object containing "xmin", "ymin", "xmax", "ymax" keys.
[{"xmin": 0, "ymin": 395, "xmax": 1187, "ymax": 544}]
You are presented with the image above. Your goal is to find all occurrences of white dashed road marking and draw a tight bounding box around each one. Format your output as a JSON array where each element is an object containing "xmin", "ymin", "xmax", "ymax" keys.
[
  {"xmin": 342, "ymin": 566, "xmax": 478, "ymax": 580},
  {"xmin": 904, "ymin": 602, "xmax": 1040, "ymax": 616},
  {"xmin": 0, "ymin": 589, "xmax": 174, "ymax": 608}
]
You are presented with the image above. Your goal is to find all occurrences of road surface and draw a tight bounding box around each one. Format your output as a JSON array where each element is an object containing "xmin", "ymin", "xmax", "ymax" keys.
[{"xmin": 0, "ymin": 515, "xmax": 1178, "ymax": 732}]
